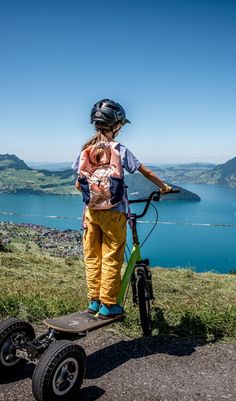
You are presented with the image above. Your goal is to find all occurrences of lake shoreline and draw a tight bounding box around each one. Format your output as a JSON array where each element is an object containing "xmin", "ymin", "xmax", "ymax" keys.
[
  {"xmin": 0, "ymin": 185, "xmax": 236, "ymax": 272},
  {"xmin": 0, "ymin": 221, "xmax": 83, "ymax": 258},
  {"xmin": 1, "ymin": 220, "xmax": 235, "ymax": 275}
]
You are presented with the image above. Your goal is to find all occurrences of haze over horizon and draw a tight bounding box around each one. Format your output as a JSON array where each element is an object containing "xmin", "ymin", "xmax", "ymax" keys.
[
  {"xmin": 3, "ymin": 152, "xmax": 231, "ymax": 167},
  {"xmin": 0, "ymin": 0, "xmax": 235, "ymax": 164}
]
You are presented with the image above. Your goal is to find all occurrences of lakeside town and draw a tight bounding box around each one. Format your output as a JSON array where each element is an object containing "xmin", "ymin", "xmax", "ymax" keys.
[{"xmin": 0, "ymin": 221, "xmax": 83, "ymax": 258}]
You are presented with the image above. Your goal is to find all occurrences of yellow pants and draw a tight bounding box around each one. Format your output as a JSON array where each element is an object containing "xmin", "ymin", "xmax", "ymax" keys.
[{"xmin": 83, "ymin": 208, "xmax": 127, "ymax": 305}]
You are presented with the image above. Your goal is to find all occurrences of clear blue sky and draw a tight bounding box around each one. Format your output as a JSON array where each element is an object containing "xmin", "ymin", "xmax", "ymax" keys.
[{"xmin": 0, "ymin": 0, "xmax": 235, "ymax": 164}]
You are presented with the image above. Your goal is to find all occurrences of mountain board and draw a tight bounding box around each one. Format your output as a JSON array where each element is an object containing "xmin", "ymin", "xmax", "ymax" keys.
[{"xmin": 44, "ymin": 310, "xmax": 124, "ymax": 333}]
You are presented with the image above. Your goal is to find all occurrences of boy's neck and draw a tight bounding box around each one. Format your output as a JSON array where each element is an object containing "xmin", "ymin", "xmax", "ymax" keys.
[{"xmin": 105, "ymin": 131, "xmax": 120, "ymax": 142}]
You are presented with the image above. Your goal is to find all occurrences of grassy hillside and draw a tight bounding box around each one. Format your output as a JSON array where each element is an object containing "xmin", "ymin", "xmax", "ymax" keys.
[
  {"xmin": 0, "ymin": 154, "xmax": 77, "ymax": 195},
  {"xmin": 0, "ymin": 249, "xmax": 235, "ymax": 340},
  {"xmin": 0, "ymin": 168, "xmax": 78, "ymax": 195},
  {"xmin": 195, "ymin": 157, "xmax": 236, "ymax": 187},
  {"xmin": 148, "ymin": 163, "xmax": 217, "ymax": 184},
  {"xmin": 148, "ymin": 159, "xmax": 236, "ymax": 188}
]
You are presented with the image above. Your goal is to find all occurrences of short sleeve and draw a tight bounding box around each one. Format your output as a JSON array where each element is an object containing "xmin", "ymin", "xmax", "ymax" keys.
[
  {"xmin": 119, "ymin": 145, "xmax": 141, "ymax": 174},
  {"xmin": 72, "ymin": 154, "xmax": 80, "ymax": 173}
]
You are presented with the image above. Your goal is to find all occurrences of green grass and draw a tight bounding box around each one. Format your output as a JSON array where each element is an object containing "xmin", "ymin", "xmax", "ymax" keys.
[
  {"xmin": 0, "ymin": 250, "xmax": 236, "ymax": 340},
  {"xmin": 0, "ymin": 168, "xmax": 78, "ymax": 195},
  {"xmin": 0, "ymin": 251, "xmax": 87, "ymax": 322}
]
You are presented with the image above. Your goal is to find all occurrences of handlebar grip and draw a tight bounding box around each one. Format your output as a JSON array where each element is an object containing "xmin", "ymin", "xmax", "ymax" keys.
[
  {"xmin": 152, "ymin": 194, "xmax": 161, "ymax": 201},
  {"xmin": 152, "ymin": 188, "xmax": 180, "ymax": 200}
]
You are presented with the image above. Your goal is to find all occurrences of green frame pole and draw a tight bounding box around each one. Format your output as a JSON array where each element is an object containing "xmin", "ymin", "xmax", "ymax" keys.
[{"xmin": 117, "ymin": 244, "xmax": 142, "ymax": 305}]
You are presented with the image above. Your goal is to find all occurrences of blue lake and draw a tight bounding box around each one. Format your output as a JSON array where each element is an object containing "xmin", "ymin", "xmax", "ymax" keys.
[{"xmin": 0, "ymin": 184, "xmax": 236, "ymax": 273}]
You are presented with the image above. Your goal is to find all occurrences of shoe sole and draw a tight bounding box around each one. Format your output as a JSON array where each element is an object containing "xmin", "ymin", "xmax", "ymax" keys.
[
  {"xmin": 98, "ymin": 312, "xmax": 124, "ymax": 320},
  {"xmin": 87, "ymin": 309, "xmax": 99, "ymax": 315}
]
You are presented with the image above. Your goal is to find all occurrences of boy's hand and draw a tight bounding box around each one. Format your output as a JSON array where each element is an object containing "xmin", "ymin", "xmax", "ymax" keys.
[
  {"xmin": 75, "ymin": 178, "xmax": 81, "ymax": 191},
  {"xmin": 160, "ymin": 183, "xmax": 172, "ymax": 194}
]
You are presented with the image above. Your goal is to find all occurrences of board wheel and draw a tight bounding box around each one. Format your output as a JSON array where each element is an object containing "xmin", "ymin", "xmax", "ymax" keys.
[
  {"xmin": 32, "ymin": 340, "xmax": 86, "ymax": 401},
  {"xmin": 0, "ymin": 317, "xmax": 35, "ymax": 378}
]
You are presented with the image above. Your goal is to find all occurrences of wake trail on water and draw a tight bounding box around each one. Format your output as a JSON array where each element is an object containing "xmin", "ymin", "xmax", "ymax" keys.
[{"xmin": 0, "ymin": 211, "xmax": 236, "ymax": 228}]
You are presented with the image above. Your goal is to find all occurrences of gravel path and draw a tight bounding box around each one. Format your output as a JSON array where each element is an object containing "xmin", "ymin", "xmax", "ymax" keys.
[{"xmin": 0, "ymin": 330, "xmax": 235, "ymax": 401}]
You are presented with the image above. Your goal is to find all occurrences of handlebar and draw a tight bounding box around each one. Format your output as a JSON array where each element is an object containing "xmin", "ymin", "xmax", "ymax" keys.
[{"xmin": 128, "ymin": 188, "xmax": 180, "ymax": 219}]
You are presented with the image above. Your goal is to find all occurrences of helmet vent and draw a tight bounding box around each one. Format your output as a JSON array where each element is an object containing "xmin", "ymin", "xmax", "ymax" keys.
[{"xmin": 107, "ymin": 104, "xmax": 117, "ymax": 110}]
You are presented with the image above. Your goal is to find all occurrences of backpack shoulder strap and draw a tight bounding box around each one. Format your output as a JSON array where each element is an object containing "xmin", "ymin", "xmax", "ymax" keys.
[{"xmin": 109, "ymin": 141, "xmax": 120, "ymax": 149}]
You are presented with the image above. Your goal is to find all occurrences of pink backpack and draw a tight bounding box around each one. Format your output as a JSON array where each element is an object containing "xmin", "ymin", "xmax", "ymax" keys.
[{"xmin": 78, "ymin": 141, "xmax": 124, "ymax": 210}]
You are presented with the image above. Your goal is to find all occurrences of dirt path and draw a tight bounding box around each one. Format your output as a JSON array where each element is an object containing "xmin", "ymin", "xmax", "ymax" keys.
[{"xmin": 0, "ymin": 330, "xmax": 235, "ymax": 401}]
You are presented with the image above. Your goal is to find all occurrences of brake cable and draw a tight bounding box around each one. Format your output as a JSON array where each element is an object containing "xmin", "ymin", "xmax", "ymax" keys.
[
  {"xmin": 123, "ymin": 201, "xmax": 159, "ymax": 305},
  {"xmin": 140, "ymin": 202, "xmax": 159, "ymax": 249}
]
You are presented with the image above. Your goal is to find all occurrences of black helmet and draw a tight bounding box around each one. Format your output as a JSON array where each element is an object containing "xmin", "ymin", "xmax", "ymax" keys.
[{"xmin": 91, "ymin": 99, "xmax": 130, "ymax": 127}]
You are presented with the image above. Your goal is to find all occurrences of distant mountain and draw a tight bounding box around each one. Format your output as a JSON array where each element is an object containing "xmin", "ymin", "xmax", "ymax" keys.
[
  {"xmin": 0, "ymin": 154, "xmax": 31, "ymax": 171},
  {"xmin": 162, "ymin": 162, "xmax": 217, "ymax": 171},
  {"xmin": 195, "ymin": 157, "xmax": 236, "ymax": 187},
  {"xmin": 146, "ymin": 163, "xmax": 214, "ymax": 185},
  {"xmin": 3, "ymin": 153, "xmax": 235, "ymax": 194},
  {"xmin": 147, "ymin": 159, "xmax": 236, "ymax": 188},
  {"xmin": 125, "ymin": 173, "xmax": 200, "ymax": 201},
  {"xmin": 0, "ymin": 154, "xmax": 77, "ymax": 195},
  {"xmin": 27, "ymin": 161, "xmax": 72, "ymax": 171},
  {"xmin": 0, "ymin": 154, "xmax": 200, "ymax": 199},
  {"xmin": 38, "ymin": 168, "xmax": 74, "ymax": 179}
]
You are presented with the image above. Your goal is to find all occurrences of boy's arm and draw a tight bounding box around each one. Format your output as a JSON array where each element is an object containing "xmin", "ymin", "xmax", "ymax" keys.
[{"xmin": 138, "ymin": 164, "xmax": 172, "ymax": 193}]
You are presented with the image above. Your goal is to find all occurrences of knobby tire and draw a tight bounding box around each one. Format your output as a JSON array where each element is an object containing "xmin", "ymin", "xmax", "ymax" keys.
[{"xmin": 137, "ymin": 271, "xmax": 152, "ymax": 336}]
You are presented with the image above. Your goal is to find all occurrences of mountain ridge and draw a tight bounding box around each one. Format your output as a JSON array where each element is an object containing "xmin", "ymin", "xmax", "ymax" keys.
[
  {"xmin": 0, "ymin": 154, "xmax": 76, "ymax": 195},
  {"xmin": 1, "ymin": 153, "xmax": 236, "ymax": 194},
  {"xmin": 0, "ymin": 154, "xmax": 200, "ymax": 199},
  {"xmin": 0, "ymin": 154, "xmax": 31, "ymax": 171},
  {"xmin": 194, "ymin": 156, "xmax": 236, "ymax": 187},
  {"xmin": 146, "ymin": 157, "xmax": 236, "ymax": 188}
]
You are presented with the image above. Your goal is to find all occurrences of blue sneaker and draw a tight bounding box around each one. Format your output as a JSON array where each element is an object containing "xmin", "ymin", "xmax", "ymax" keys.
[
  {"xmin": 98, "ymin": 303, "xmax": 124, "ymax": 320},
  {"xmin": 88, "ymin": 300, "xmax": 100, "ymax": 315}
]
